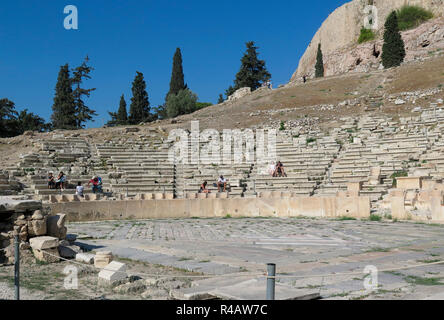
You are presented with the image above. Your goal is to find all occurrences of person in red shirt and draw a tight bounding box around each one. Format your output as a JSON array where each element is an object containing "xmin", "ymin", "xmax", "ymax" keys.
[{"xmin": 88, "ymin": 176, "xmax": 103, "ymax": 193}]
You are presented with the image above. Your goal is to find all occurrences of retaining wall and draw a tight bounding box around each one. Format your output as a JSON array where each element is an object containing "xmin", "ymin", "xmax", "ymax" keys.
[{"xmin": 47, "ymin": 196, "xmax": 371, "ymax": 222}]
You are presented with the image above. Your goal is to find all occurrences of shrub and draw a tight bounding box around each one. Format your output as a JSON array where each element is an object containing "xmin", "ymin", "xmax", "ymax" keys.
[
  {"xmin": 279, "ymin": 121, "xmax": 285, "ymax": 131},
  {"xmin": 358, "ymin": 28, "xmax": 376, "ymax": 44},
  {"xmin": 396, "ymin": 5, "xmax": 433, "ymax": 31},
  {"xmin": 306, "ymin": 137, "xmax": 316, "ymax": 144},
  {"xmin": 166, "ymin": 89, "xmax": 198, "ymax": 118},
  {"xmin": 369, "ymin": 214, "xmax": 382, "ymax": 222}
]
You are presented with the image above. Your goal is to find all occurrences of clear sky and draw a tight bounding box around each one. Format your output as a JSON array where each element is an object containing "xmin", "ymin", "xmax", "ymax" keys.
[{"xmin": 0, "ymin": 0, "xmax": 349, "ymax": 128}]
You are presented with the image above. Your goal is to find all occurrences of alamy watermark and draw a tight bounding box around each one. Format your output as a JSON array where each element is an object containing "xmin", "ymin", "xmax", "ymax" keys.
[
  {"xmin": 363, "ymin": 265, "xmax": 378, "ymax": 292},
  {"xmin": 364, "ymin": 5, "xmax": 378, "ymax": 30},
  {"xmin": 167, "ymin": 121, "xmax": 277, "ymax": 166},
  {"xmin": 64, "ymin": 5, "xmax": 78, "ymax": 30},
  {"xmin": 63, "ymin": 265, "xmax": 78, "ymax": 290}
]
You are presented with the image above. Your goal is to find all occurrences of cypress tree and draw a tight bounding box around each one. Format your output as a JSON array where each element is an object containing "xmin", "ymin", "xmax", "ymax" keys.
[
  {"xmin": 315, "ymin": 43, "xmax": 324, "ymax": 78},
  {"xmin": 382, "ymin": 11, "xmax": 406, "ymax": 69},
  {"xmin": 166, "ymin": 48, "xmax": 187, "ymax": 101},
  {"xmin": 129, "ymin": 71, "xmax": 151, "ymax": 124},
  {"xmin": 229, "ymin": 41, "xmax": 271, "ymax": 93},
  {"xmin": 51, "ymin": 64, "xmax": 77, "ymax": 129},
  {"xmin": 217, "ymin": 94, "xmax": 224, "ymax": 104},
  {"xmin": 117, "ymin": 94, "xmax": 128, "ymax": 124},
  {"xmin": 71, "ymin": 56, "xmax": 97, "ymax": 128}
]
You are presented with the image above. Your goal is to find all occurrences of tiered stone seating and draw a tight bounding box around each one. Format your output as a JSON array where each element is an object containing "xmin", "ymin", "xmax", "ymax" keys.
[{"xmin": 96, "ymin": 142, "xmax": 175, "ymax": 196}]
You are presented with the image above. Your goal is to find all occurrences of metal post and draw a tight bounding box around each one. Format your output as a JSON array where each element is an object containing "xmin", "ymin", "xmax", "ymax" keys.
[
  {"xmin": 14, "ymin": 234, "xmax": 20, "ymax": 300},
  {"xmin": 266, "ymin": 263, "xmax": 276, "ymax": 300}
]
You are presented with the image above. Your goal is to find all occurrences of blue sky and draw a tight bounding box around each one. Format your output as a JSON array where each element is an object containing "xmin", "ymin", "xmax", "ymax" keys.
[{"xmin": 0, "ymin": 0, "xmax": 348, "ymax": 128}]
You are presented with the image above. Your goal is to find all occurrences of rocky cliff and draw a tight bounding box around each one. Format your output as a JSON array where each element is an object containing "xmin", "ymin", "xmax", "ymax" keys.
[{"xmin": 290, "ymin": 0, "xmax": 444, "ymax": 82}]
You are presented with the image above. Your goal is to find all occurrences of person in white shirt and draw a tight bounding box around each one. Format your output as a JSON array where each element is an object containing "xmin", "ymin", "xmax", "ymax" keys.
[
  {"xmin": 217, "ymin": 175, "xmax": 227, "ymax": 192},
  {"xmin": 269, "ymin": 162, "xmax": 276, "ymax": 177},
  {"xmin": 76, "ymin": 181, "xmax": 84, "ymax": 197}
]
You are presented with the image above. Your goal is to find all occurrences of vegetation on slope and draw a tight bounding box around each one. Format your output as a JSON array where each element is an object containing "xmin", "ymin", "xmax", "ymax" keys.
[{"xmin": 396, "ymin": 5, "xmax": 433, "ymax": 31}]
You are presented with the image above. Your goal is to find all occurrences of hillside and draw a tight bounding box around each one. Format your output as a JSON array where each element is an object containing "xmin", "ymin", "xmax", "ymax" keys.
[
  {"xmin": 145, "ymin": 53, "xmax": 444, "ymax": 133},
  {"xmin": 291, "ymin": 0, "xmax": 444, "ymax": 81}
]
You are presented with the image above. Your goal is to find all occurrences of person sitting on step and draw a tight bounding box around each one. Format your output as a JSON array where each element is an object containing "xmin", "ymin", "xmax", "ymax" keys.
[
  {"xmin": 217, "ymin": 175, "xmax": 227, "ymax": 192},
  {"xmin": 276, "ymin": 161, "xmax": 287, "ymax": 177},
  {"xmin": 199, "ymin": 181, "xmax": 210, "ymax": 194},
  {"xmin": 76, "ymin": 181, "xmax": 84, "ymax": 198},
  {"xmin": 55, "ymin": 171, "xmax": 66, "ymax": 191},
  {"xmin": 48, "ymin": 172, "xmax": 56, "ymax": 189},
  {"xmin": 88, "ymin": 176, "xmax": 103, "ymax": 194}
]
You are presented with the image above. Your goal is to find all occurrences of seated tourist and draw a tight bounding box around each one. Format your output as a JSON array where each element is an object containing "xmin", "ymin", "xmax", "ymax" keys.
[
  {"xmin": 276, "ymin": 161, "xmax": 287, "ymax": 177},
  {"xmin": 199, "ymin": 181, "xmax": 210, "ymax": 194},
  {"xmin": 217, "ymin": 175, "xmax": 227, "ymax": 192},
  {"xmin": 76, "ymin": 181, "xmax": 84, "ymax": 197},
  {"xmin": 88, "ymin": 176, "xmax": 103, "ymax": 194},
  {"xmin": 48, "ymin": 172, "xmax": 55, "ymax": 189},
  {"xmin": 55, "ymin": 172, "xmax": 66, "ymax": 191},
  {"xmin": 269, "ymin": 162, "xmax": 277, "ymax": 177}
]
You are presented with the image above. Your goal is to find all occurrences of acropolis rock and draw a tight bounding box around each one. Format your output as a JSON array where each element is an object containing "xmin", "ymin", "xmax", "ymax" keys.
[{"xmin": 291, "ymin": 0, "xmax": 444, "ymax": 81}]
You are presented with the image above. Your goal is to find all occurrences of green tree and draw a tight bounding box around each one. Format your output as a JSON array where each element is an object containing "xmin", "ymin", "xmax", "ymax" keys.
[
  {"xmin": 152, "ymin": 105, "xmax": 167, "ymax": 121},
  {"xmin": 226, "ymin": 41, "xmax": 271, "ymax": 95},
  {"xmin": 315, "ymin": 43, "xmax": 324, "ymax": 78},
  {"xmin": 0, "ymin": 98, "xmax": 18, "ymax": 137},
  {"xmin": 129, "ymin": 71, "xmax": 151, "ymax": 124},
  {"xmin": 51, "ymin": 64, "xmax": 77, "ymax": 130},
  {"xmin": 117, "ymin": 94, "xmax": 128, "ymax": 124},
  {"xmin": 71, "ymin": 56, "xmax": 97, "ymax": 128},
  {"xmin": 1, "ymin": 99, "xmax": 49, "ymax": 137},
  {"xmin": 382, "ymin": 11, "xmax": 406, "ymax": 68},
  {"xmin": 166, "ymin": 48, "xmax": 188, "ymax": 101},
  {"xmin": 16, "ymin": 109, "xmax": 49, "ymax": 133},
  {"xmin": 217, "ymin": 94, "xmax": 224, "ymax": 104},
  {"xmin": 166, "ymin": 89, "xmax": 198, "ymax": 118},
  {"xmin": 107, "ymin": 94, "xmax": 128, "ymax": 126}
]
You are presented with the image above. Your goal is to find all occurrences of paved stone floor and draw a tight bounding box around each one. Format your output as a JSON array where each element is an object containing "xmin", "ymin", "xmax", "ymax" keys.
[{"xmin": 68, "ymin": 217, "xmax": 444, "ymax": 299}]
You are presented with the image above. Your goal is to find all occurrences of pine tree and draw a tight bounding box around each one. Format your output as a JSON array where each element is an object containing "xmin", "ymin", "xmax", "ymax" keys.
[
  {"xmin": 0, "ymin": 98, "xmax": 18, "ymax": 137},
  {"xmin": 129, "ymin": 71, "xmax": 151, "ymax": 124},
  {"xmin": 51, "ymin": 64, "xmax": 77, "ymax": 130},
  {"xmin": 166, "ymin": 48, "xmax": 187, "ymax": 102},
  {"xmin": 228, "ymin": 41, "xmax": 271, "ymax": 94},
  {"xmin": 117, "ymin": 94, "xmax": 128, "ymax": 124},
  {"xmin": 315, "ymin": 43, "xmax": 324, "ymax": 78},
  {"xmin": 217, "ymin": 94, "xmax": 224, "ymax": 104},
  {"xmin": 71, "ymin": 56, "xmax": 97, "ymax": 128},
  {"xmin": 382, "ymin": 11, "xmax": 406, "ymax": 69}
]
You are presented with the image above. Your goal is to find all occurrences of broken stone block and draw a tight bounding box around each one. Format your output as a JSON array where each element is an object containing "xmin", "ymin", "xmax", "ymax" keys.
[
  {"xmin": 32, "ymin": 247, "xmax": 60, "ymax": 263},
  {"xmin": 113, "ymin": 279, "xmax": 146, "ymax": 294},
  {"xmin": 66, "ymin": 233, "xmax": 77, "ymax": 241},
  {"xmin": 98, "ymin": 261, "xmax": 127, "ymax": 284},
  {"xmin": 94, "ymin": 251, "xmax": 113, "ymax": 268},
  {"xmin": 58, "ymin": 245, "xmax": 81, "ymax": 259},
  {"xmin": 27, "ymin": 218, "xmax": 47, "ymax": 237},
  {"xmin": 19, "ymin": 242, "xmax": 30, "ymax": 250},
  {"xmin": 0, "ymin": 198, "xmax": 42, "ymax": 213},
  {"xmin": 46, "ymin": 214, "xmax": 67, "ymax": 240},
  {"xmin": 75, "ymin": 252, "xmax": 95, "ymax": 264},
  {"xmin": 31, "ymin": 210, "xmax": 44, "ymax": 220},
  {"xmin": 30, "ymin": 236, "xmax": 59, "ymax": 250}
]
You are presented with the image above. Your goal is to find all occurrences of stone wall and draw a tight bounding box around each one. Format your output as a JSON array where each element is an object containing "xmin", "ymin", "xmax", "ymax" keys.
[
  {"xmin": 0, "ymin": 197, "xmax": 69, "ymax": 265},
  {"xmin": 291, "ymin": 0, "xmax": 444, "ymax": 81},
  {"xmin": 47, "ymin": 195, "xmax": 371, "ymax": 222}
]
